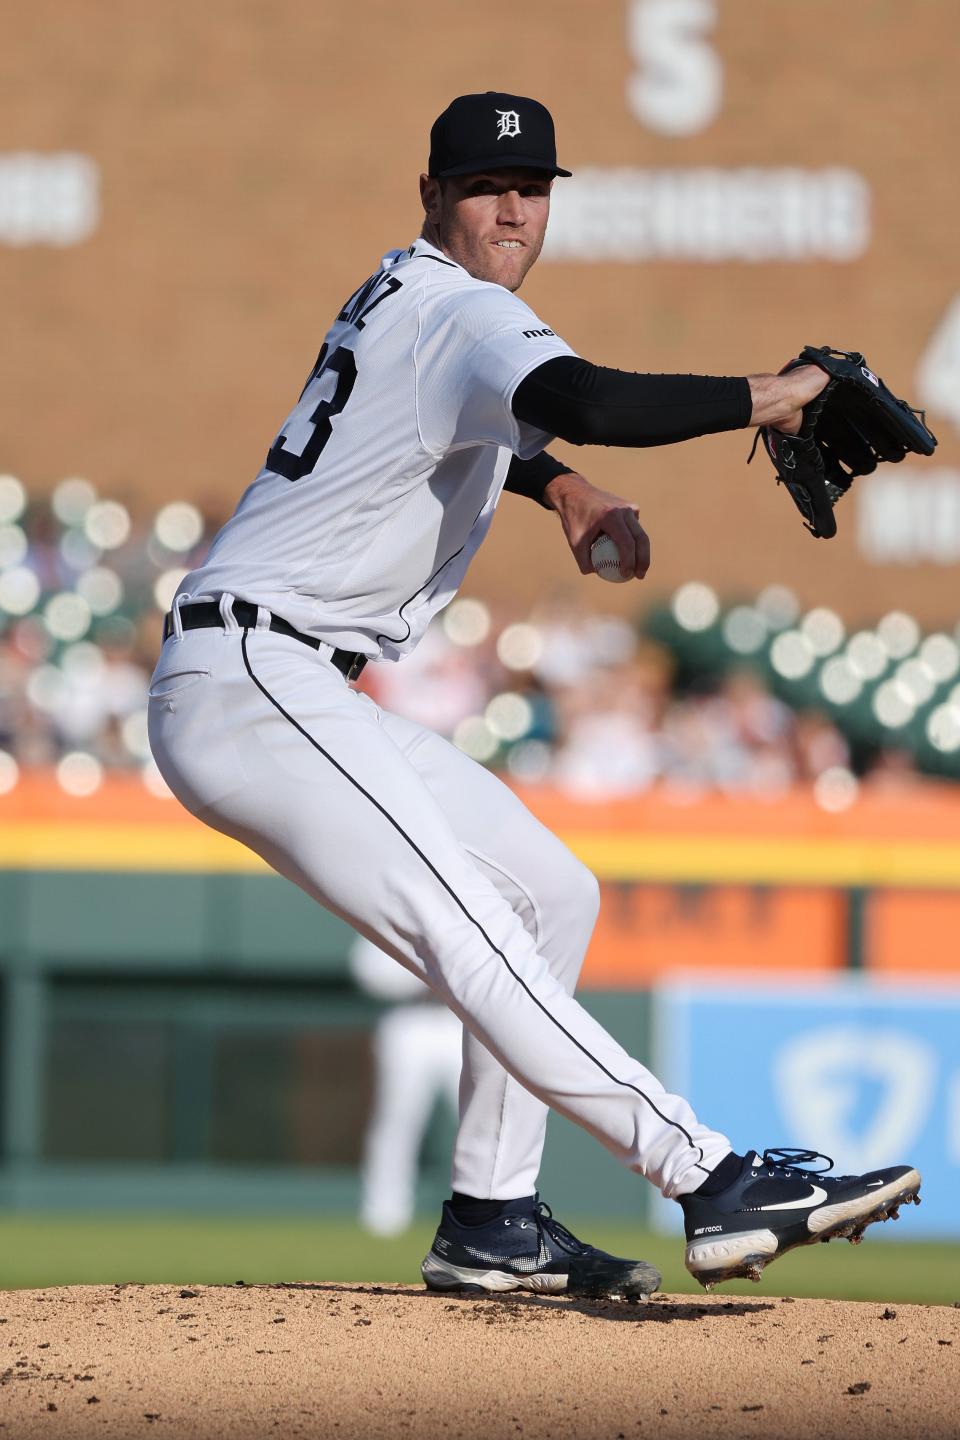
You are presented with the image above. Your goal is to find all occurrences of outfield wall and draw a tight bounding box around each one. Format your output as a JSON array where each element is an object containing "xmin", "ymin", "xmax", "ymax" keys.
[
  {"xmin": 4, "ymin": 0, "xmax": 960, "ymax": 621},
  {"xmin": 1, "ymin": 777, "xmax": 958, "ymax": 1228}
]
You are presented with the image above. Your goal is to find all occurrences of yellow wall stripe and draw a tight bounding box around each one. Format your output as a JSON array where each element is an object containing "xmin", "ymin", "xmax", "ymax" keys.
[
  {"xmin": 564, "ymin": 834, "xmax": 960, "ymax": 889},
  {"xmin": 0, "ymin": 825, "xmax": 268, "ymax": 873},
  {"xmin": 2, "ymin": 823, "xmax": 960, "ymax": 888}
]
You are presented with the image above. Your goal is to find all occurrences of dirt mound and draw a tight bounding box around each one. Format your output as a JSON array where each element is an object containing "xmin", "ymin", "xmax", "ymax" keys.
[{"xmin": 1, "ymin": 1283, "xmax": 956, "ymax": 1438}]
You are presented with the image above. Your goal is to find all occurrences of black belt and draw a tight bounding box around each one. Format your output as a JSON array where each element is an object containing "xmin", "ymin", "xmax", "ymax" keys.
[{"xmin": 162, "ymin": 601, "xmax": 369, "ymax": 682}]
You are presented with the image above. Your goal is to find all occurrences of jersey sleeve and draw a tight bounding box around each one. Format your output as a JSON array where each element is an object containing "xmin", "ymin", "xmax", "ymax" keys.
[{"xmin": 415, "ymin": 285, "xmax": 575, "ymax": 460}]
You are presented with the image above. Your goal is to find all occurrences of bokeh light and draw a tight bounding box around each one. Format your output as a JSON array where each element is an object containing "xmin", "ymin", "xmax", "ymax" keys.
[
  {"xmin": 0, "ymin": 566, "xmax": 41, "ymax": 615},
  {"xmin": 485, "ymin": 692, "xmax": 533, "ymax": 742},
  {"xmin": 813, "ymin": 766, "xmax": 859, "ymax": 812},
  {"xmin": 453, "ymin": 715, "xmax": 498, "ymax": 762},
  {"xmin": 0, "ymin": 750, "xmax": 19, "ymax": 795},
  {"xmin": 0, "ymin": 524, "xmax": 28, "ymax": 568},
  {"xmin": 51, "ymin": 477, "xmax": 97, "ymax": 526},
  {"xmin": 153, "ymin": 569, "xmax": 184, "ymax": 612},
  {"xmin": 927, "ymin": 703, "xmax": 960, "ymax": 753},
  {"xmin": 894, "ymin": 657, "xmax": 937, "ymax": 707},
  {"xmin": 873, "ymin": 680, "xmax": 915, "ymax": 729},
  {"xmin": 0, "ymin": 475, "xmax": 26, "ymax": 524},
  {"xmin": 846, "ymin": 631, "xmax": 888, "ymax": 681},
  {"xmin": 154, "ymin": 501, "xmax": 204, "ymax": 553},
  {"xmin": 120, "ymin": 710, "xmax": 151, "ymax": 760},
  {"xmin": 671, "ymin": 581, "xmax": 719, "ymax": 632},
  {"xmin": 44, "ymin": 592, "xmax": 92, "ymax": 642},
  {"xmin": 76, "ymin": 566, "xmax": 124, "ymax": 615},
  {"xmin": 443, "ymin": 598, "xmax": 491, "ymax": 648},
  {"xmin": 755, "ymin": 585, "xmax": 799, "ymax": 630},
  {"xmin": 59, "ymin": 529, "xmax": 102, "ymax": 571},
  {"xmin": 801, "ymin": 607, "xmax": 845, "ymax": 657},
  {"xmin": 819, "ymin": 656, "xmax": 863, "ymax": 706},
  {"xmin": 722, "ymin": 605, "xmax": 767, "ymax": 654},
  {"xmin": 769, "ymin": 629, "xmax": 815, "ymax": 680},
  {"xmin": 56, "ymin": 751, "xmax": 104, "ymax": 797},
  {"xmin": 919, "ymin": 633, "xmax": 960, "ymax": 683},
  {"xmin": 497, "ymin": 622, "xmax": 542, "ymax": 671},
  {"xmin": 877, "ymin": 611, "xmax": 920, "ymax": 660},
  {"xmin": 61, "ymin": 642, "xmax": 107, "ymax": 683},
  {"xmin": 26, "ymin": 664, "xmax": 65, "ymax": 712},
  {"xmin": 506, "ymin": 739, "xmax": 552, "ymax": 782},
  {"xmin": 83, "ymin": 499, "xmax": 131, "ymax": 550}
]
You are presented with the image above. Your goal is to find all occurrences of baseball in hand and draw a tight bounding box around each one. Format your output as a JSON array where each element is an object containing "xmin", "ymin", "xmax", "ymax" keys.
[{"xmin": 590, "ymin": 534, "xmax": 630, "ymax": 584}]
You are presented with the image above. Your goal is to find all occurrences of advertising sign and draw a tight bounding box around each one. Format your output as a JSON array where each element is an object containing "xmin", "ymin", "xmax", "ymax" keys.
[{"xmin": 653, "ymin": 977, "xmax": 960, "ymax": 1237}]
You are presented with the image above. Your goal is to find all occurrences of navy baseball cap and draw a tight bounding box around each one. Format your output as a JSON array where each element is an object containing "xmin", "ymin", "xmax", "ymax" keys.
[{"xmin": 428, "ymin": 92, "xmax": 572, "ymax": 179}]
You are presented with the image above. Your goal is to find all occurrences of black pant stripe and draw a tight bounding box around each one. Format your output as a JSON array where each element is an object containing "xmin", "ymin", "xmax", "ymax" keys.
[{"xmin": 240, "ymin": 630, "xmax": 704, "ymax": 1168}]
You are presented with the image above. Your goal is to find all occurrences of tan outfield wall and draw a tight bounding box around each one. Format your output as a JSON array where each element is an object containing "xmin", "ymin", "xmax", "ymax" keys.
[{"xmin": 2, "ymin": 0, "xmax": 959, "ymax": 622}]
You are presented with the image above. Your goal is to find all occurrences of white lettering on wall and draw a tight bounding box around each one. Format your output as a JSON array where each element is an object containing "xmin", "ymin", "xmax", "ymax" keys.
[
  {"xmin": 542, "ymin": 167, "xmax": 871, "ymax": 263},
  {"xmin": 857, "ymin": 469, "xmax": 960, "ymax": 564},
  {"xmin": 916, "ymin": 295, "xmax": 960, "ymax": 432},
  {"xmin": 0, "ymin": 154, "xmax": 99, "ymax": 246},
  {"xmin": 626, "ymin": 0, "xmax": 722, "ymax": 136}
]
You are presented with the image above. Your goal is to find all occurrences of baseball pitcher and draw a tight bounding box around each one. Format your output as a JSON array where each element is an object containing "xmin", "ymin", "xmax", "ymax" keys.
[{"xmin": 149, "ymin": 93, "xmax": 923, "ymax": 1297}]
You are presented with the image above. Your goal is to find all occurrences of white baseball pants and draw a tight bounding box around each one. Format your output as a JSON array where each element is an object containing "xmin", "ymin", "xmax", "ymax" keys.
[{"xmin": 147, "ymin": 602, "xmax": 731, "ymax": 1201}]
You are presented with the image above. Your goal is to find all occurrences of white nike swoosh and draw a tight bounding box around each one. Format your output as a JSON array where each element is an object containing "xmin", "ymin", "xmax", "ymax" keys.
[
  {"xmin": 756, "ymin": 1184, "xmax": 828, "ymax": 1212},
  {"xmin": 866, "ymin": 1179, "xmax": 885, "ymax": 1187}
]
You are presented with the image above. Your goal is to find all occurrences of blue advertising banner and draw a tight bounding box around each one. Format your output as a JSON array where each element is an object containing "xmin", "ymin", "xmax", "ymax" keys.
[{"xmin": 652, "ymin": 977, "xmax": 960, "ymax": 1238}]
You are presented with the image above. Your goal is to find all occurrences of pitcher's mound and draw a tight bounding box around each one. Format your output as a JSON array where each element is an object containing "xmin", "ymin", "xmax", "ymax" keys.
[{"xmin": 1, "ymin": 1282, "xmax": 956, "ymax": 1439}]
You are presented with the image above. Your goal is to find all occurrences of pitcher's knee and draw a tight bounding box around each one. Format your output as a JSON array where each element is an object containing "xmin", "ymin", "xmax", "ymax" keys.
[
  {"xmin": 554, "ymin": 853, "xmax": 601, "ymax": 932},
  {"xmin": 578, "ymin": 860, "xmax": 602, "ymax": 927}
]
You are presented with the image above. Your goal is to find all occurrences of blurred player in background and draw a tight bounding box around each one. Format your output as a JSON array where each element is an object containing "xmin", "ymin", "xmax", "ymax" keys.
[
  {"xmin": 351, "ymin": 935, "xmax": 461, "ymax": 1237},
  {"xmin": 149, "ymin": 92, "xmax": 919, "ymax": 1297}
]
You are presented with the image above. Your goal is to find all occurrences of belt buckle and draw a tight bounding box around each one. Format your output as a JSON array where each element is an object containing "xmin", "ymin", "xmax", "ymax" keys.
[{"xmin": 345, "ymin": 654, "xmax": 365, "ymax": 682}]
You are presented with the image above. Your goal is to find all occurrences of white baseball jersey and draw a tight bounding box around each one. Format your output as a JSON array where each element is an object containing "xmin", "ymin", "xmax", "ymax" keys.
[
  {"xmin": 151, "ymin": 242, "xmax": 732, "ymax": 1215},
  {"xmin": 179, "ymin": 238, "xmax": 574, "ymax": 660}
]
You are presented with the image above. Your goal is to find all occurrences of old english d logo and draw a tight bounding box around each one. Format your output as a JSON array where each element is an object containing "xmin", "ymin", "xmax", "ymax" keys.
[
  {"xmin": 773, "ymin": 1025, "xmax": 935, "ymax": 1171},
  {"xmin": 496, "ymin": 109, "xmax": 521, "ymax": 139}
]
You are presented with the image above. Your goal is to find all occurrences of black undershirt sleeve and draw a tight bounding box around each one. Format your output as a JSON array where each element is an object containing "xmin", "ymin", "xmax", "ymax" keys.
[
  {"xmin": 511, "ymin": 355, "xmax": 753, "ymax": 449},
  {"xmin": 503, "ymin": 449, "xmax": 574, "ymax": 510}
]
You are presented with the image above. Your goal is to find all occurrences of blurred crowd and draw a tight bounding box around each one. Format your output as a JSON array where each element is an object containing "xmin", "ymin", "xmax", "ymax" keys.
[
  {"xmin": 0, "ymin": 475, "xmax": 944, "ymax": 804},
  {"xmin": 363, "ymin": 598, "xmax": 864, "ymax": 803}
]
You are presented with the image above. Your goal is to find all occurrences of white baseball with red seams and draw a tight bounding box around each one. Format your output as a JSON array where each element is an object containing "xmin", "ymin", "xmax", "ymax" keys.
[
  {"xmin": 590, "ymin": 533, "xmax": 631, "ymax": 583},
  {"xmin": 148, "ymin": 238, "xmax": 733, "ymax": 1204}
]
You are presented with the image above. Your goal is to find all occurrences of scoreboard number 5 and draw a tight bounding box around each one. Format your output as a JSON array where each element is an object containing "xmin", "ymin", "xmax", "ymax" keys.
[{"xmin": 626, "ymin": 0, "xmax": 722, "ymax": 137}]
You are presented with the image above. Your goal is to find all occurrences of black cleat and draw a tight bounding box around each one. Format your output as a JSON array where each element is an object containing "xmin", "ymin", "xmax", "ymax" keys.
[
  {"xmin": 421, "ymin": 1194, "xmax": 660, "ymax": 1302},
  {"xmin": 679, "ymin": 1148, "xmax": 921, "ymax": 1290}
]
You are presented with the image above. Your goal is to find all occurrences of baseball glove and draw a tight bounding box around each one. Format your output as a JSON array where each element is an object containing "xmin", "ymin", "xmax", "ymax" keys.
[{"xmin": 749, "ymin": 345, "xmax": 938, "ymax": 539}]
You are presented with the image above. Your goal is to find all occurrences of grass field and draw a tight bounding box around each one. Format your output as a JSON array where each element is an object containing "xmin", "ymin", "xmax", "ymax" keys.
[{"xmin": 1, "ymin": 1214, "xmax": 957, "ymax": 1304}]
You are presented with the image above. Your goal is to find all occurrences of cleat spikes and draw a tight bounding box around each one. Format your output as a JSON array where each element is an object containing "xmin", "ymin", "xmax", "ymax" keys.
[{"xmin": 681, "ymin": 1158, "xmax": 921, "ymax": 1290}]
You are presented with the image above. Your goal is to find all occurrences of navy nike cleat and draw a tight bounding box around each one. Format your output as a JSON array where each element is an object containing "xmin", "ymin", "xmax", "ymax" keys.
[
  {"xmin": 421, "ymin": 1195, "xmax": 660, "ymax": 1302},
  {"xmin": 680, "ymin": 1148, "xmax": 921, "ymax": 1290}
]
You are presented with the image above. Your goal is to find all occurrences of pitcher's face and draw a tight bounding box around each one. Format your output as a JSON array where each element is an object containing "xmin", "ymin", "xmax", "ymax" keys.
[{"xmin": 420, "ymin": 169, "xmax": 552, "ymax": 291}]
